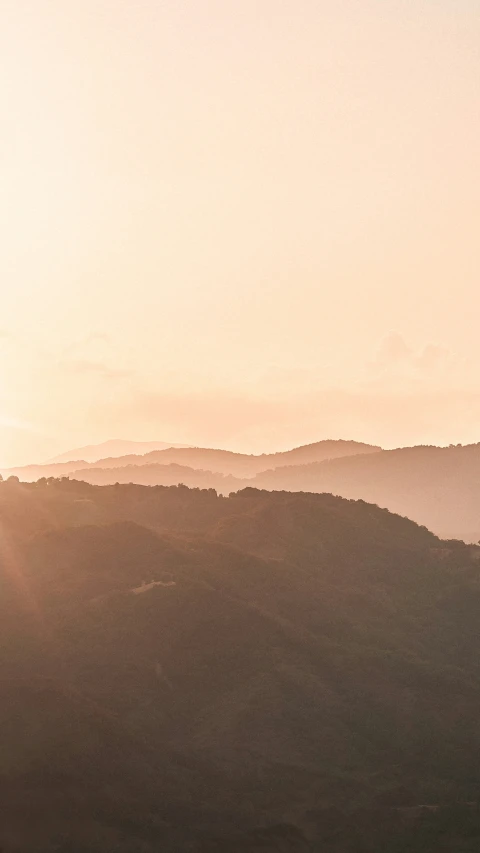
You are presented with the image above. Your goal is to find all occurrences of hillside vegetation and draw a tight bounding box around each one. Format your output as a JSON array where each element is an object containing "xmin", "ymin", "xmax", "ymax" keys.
[{"xmin": 2, "ymin": 480, "xmax": 480, "ymax": 850}]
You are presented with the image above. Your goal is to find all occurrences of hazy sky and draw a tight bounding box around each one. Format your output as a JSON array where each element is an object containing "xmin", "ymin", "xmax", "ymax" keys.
[{"xmin": 1, "ymin": 0, "xmax": 479, "ymax": 464}]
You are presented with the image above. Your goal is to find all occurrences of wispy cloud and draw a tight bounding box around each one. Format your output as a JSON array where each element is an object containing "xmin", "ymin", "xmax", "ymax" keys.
[
  {"xmin": 413, "ymin": 343, "xmax": 451, "ymax": 372},
  {"xmin": 62, "ymin": 359, "xmax": 131, "ymax": 380},
  {"xmin": 87, "ymin": 382, "xmax": 480, "ymax": 453},
  {"xmin": 0, "ymin": 415, "xmax": 36, "ymax": 432},
  {"xmin": 62, "ymin": 332, "xmax": 111, "ymax": 358},
  {"xmin": 59, "ymin": 332, "xmax": 132, "ymax": 382},
  {"xmin": 370, "ymin": 331, "xmax": 413, "ymax": 369},
  {"xmin": 368, "ymin": 332, "xmax": 463, "ymax": 385}
]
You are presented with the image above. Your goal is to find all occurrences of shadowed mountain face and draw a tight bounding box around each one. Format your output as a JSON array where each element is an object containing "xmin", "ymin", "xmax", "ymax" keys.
[
  {"xmin": 2, "ymin": 480, "xmax": 480, "ymax": 850},
  {"xmin": 69, "ymin": 462, "xmax": 242, "ymax": 492}
]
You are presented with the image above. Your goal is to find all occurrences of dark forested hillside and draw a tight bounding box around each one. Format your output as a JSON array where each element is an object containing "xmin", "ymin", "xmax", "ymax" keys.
[
  {"xmin": 253, "ymin": 443, "xmax": 480, "ymax": 542},
  {"xmin": 1, "ymin": 480, "xmax": 480, "ymax": 851}
]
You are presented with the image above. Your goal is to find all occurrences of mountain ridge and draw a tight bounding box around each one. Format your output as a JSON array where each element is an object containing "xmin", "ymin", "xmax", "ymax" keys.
[
  {"xmin": 47, "ymin": 438, "xmax": 189, "ymax": 464},
  {"xmin": 3, "ymin": 438, "xmax": 381, "ymax": 481},
  {"xmin": 252, "ymin": 442, "xmax": 480, "ymax": 542}
]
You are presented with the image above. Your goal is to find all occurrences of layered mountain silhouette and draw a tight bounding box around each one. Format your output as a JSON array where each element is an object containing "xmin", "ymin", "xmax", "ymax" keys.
[
  {"xmin": 252, "ymin": 443, "xmax": 480, "ymax": 543},
  {"xmin": 4, "ymin": 439, "xmax": 480, "ymax": 542},
  {"xmin": 2, "ymin": 478, "xmax": 480, "ymax": 850},
  {"xmin": 47, "ymin": 438, "xmax": 188, "ymax": 464},
  {"xmin": 2, "ymin": 439, "xmax": 379, "ymax": 481}
]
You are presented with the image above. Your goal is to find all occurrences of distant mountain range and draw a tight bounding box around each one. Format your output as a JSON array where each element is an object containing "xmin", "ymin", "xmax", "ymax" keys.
[
  {"xmin": 48, "ymin": 438, "xmax": 189, "ymax": 464},
  {"xmin": 3, "ymin": 439, "xmax": 480, "ymax": 542},
  {"xmin": 3, "ymin": 438, "xmax": 380, "ymax": 481}
]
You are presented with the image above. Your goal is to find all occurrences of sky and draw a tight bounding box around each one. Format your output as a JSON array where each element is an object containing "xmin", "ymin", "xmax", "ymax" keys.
[{"xmin": 1, "ymin": 0, "xmax": 479, "ymax": 465}]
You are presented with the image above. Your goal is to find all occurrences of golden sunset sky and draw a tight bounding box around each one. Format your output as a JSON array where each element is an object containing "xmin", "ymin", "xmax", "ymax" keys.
[{"xmin": 1, "ymin": 0, "xmax": 479, "ymax": 464}]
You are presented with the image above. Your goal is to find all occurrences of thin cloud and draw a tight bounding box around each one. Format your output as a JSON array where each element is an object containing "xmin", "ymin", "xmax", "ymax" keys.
[
  {"xmin": 89, "ymin": 384, "xmax": 480, "ymax": 453},
  {"xmin": 62, "ymin": 359, "xmax": 132, "ymax": 380},
  {"xmin": 59, "ymin": 333, "xmax": 132, "ymax": 381},
  {"xmin": 62, "ymin": 333, "xmax": 111, "ymax": 358},
  {"xmin": 0, "ymin": 415, "xmax": 37, "ymax": 432},
  {"xmin": 371, "ymin": 332, "xmax": 412, "ymax": 370},
  {"xmin": 369, "ymin": 333, "xmax": 459, "ymax": 382},
  {"xmin": 414, "ymin": 343, "xmax": 451, "ymax": 372}
]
